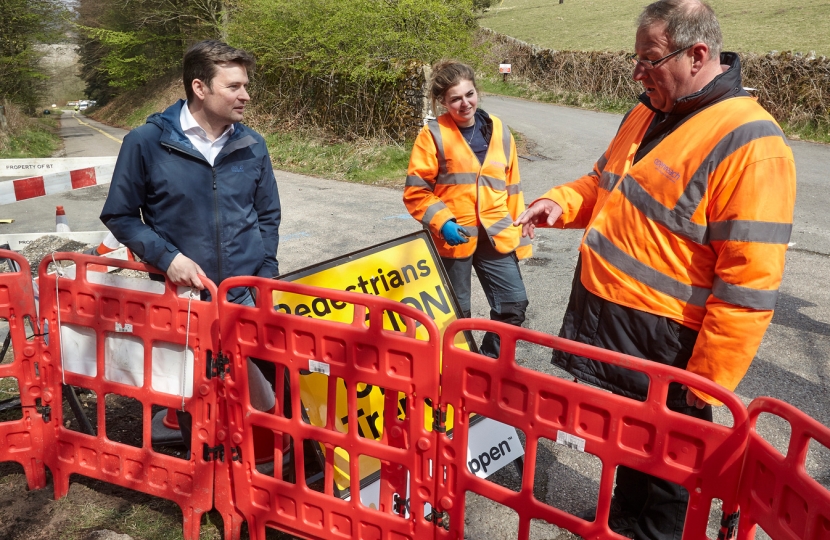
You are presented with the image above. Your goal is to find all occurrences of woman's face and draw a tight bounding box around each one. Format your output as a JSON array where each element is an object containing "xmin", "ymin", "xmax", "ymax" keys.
[{"xmin": 441, "ymin": 79, "xmax": 478, "ymax": 127}]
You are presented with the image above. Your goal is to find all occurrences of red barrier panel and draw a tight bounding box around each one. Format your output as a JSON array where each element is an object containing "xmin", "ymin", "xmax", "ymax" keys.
[
  {"xmin": 36, "ymin": 253, "xmax": 219, "ymax": 540},
  {"xmin": 217, "ymin": 276, "xmax": 442, "ymax": 540},
  {"xmin": 435, "ymin": 319, "xmax": 750, "ymax": 540},
  {"xmin": 0, "ymin": 250, "xmax": 46, "ymax": 490},
  {"xmin": 736, "ymin": 398, "xmax": 830, "ymax": 540}
]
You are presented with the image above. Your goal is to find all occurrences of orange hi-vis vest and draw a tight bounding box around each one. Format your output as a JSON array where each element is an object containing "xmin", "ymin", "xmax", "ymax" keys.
[
  {"xmin": 404, "ymin": 112, "xmax": 532, "ymax": 259},
  {"xmin": 541, "ymin": 97, "xmax": 796, "ymax": 404}
]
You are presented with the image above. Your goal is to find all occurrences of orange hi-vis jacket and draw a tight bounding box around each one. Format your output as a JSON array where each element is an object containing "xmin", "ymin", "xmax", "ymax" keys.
[
  {"xmin": 404, "ymin": 112, "xmax": 532, "ymax": 259},
  {"xmin": 539, "ymin": 97, "xmax": 796, "ymax": 405}
]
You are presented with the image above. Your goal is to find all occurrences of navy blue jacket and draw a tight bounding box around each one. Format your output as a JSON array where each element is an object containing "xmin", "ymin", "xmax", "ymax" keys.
[{"xmin": 101, "ymin": 100, "xmax": 281, "ymax": 294}]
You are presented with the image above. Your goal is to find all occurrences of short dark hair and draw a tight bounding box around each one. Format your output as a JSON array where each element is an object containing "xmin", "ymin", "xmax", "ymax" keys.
[
  {"xmin": 182, "ymin": 40, "xmax": 256, "ymax": 102},
  {"xmin": 639, "ymin": 0, "xmax": 722, "ymax": 60}
]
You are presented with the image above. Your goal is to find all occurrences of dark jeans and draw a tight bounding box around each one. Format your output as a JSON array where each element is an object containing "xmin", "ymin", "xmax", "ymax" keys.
[
  {"xmin": 441, "ymin": 229, "xmax": 528, "ymax": 358},
  {"xmin": 616, "ymin": 404, "xmax": 713, "ymax": 540},
  {"xmin": 554, "ymin": 257, "xmax": 712, "ymax": 539}
]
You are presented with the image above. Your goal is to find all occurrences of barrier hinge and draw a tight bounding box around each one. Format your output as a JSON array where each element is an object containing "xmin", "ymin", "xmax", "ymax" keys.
[
  {"xmin": 717, "ymin": 510, "xmax": 740, "ymax": 540},
  {"xmin": 432, "ymin": 405, "xmax": 447, "ymax": 433},
  {"xmin": 203, "ymin": 443, "xmax": 225, "ymax": 463},
  {"xmin": 425, "ymin": 507, "xmax": 450, "ymax": 530},
  {"xmin": 206, "ymin": 351, "xmax": 230, "ymax": 380}
]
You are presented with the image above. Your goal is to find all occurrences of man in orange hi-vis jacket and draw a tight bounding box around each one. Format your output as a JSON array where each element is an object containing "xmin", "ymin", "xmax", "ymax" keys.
[{"xmin": 515, "ymin": 1, "xmax": 796, "ymax": 539}]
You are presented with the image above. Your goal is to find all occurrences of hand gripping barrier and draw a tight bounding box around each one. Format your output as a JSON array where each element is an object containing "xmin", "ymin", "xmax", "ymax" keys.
[
  {"xmin": 217, "ymin": 276, "xmax": 442, "ymax": 540},
  {"xmin": 435, "ymin": 319, "xmax": 751, "ymax": 540},
  {"xmin": 0, "ymin": 249, "xmax": 46, "ymax": 490},
  {"xmin": 36, "ymin": 253, "xmax": 219, "ymax": 540},
  {"xmin": 736, "ymin": 397, "xmax": 830, "ymax": 540}
]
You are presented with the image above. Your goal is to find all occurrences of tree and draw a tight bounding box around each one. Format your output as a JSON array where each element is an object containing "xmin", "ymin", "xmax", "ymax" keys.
[{"xmin": 0, "ymin": 0, "xmax": 69, "ymax": 113}]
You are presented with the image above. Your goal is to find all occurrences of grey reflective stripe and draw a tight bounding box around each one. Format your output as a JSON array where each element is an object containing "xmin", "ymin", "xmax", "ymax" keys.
[
  {"xmin": 502, "ymin": 123, "xmax": 512, "ymax": 161},
  {"xmin": 427, "ymin": 120, "xmax": 447, "ymax": 176},
  {"xmin": 436, "ymin": 172, "xmax": 477, "ymax": 185},
  {"xmin": 596, "ymin": 152, "xmax": 608, "ymax": 174},
  {"xmin": 217, "ymin": 135, "xmax": 257, "ymax": 160},
  {"xmin": 422, "ymin": 200, "xmax": 449, "ymax": 226},
  {"xmin": 506, "ymin": 183, "xmax": 522, "ymax": 196},
  {"xmin": 486, "ymin": 215, "xmax": 515, "ymax": 236},
  {"xmin": 674, "ymin": 120, "xmax": 788, "ymax": 220},
  {"xmin": 464, "ymin": 226, "xmax": 479, "ymax": 237},
  {"xmin": 519, "ymin": 235, "xmax": 532, "ymax": 246},
  {"xmin": 584, "ymin": 229, "xmax": 712, "ymax": 307},
  {"xmin": 620, "ymin": 175, "xmax": 709, "ymax": 244},
  {"xmin": 618, "ymin": 120, "xmax": 788, "ymax": 245},
  {"xmin": 709, "ymin": 220, "xmax": 792, "ymax": 244},
  {"xmin": 479, "ymin": 175, "xmax": 506, "ymax": 191},
  {"xmin": 599, "ymin": 171, "xmax": 620, "ymax": 191},
  {"xmin": 713, "ymin": 277, "xmax": 778, "ymax": 310},
  {"xmin": 406, "ymin": 175, "xmax": 432, "ymax": 189}
]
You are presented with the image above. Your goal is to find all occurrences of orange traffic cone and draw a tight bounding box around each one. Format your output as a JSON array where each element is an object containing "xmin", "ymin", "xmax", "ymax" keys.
[
  {"xmin": 84, "ymin": 231, "xmax": 121, "ymax": 256},
  {"xmin": 55, "ymin": 206, "xmax": 70, "ymax": 232}
]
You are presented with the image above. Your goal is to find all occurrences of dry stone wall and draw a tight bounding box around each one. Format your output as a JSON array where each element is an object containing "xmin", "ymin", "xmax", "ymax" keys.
[{"xmin": 479, "ymin": 28, "xmax": 830, "ymax": 129}]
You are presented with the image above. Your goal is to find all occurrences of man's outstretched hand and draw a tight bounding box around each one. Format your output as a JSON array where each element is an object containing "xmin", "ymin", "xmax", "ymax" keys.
[
  {"xmin": 167, "ymin": 253, "xmax": 206, "ymax": 289},
  {"xmin": 513, "ymin": 199, "xmax": 563, "ymax": 239}
]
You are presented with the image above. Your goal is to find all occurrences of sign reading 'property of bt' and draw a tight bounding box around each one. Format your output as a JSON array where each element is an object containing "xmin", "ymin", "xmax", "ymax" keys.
[{"xmin": 276, "ymin": 231, "xmax": 524, "ymax": 505}]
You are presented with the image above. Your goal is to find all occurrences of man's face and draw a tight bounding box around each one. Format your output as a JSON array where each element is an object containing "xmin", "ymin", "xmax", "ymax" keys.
[
  {"xmin": 633, "ymin": 22, "xmax": 694, "ymax": 113},
  {"xmin": 202, "ymin": 62, "xmax": 250, "ymax": 125}
]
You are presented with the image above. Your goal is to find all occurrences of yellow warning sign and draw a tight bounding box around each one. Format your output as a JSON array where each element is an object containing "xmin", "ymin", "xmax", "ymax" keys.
[{"xmin": 276, "ymin": 232, "xmax": 470, "ymax": 495}]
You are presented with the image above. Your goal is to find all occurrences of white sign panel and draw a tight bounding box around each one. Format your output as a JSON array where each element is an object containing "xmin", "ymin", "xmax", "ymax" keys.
[
  {"xmin": 499, "ymin": 63, "xmax": 512, "ymax": 74},
  {"xmin": 0, "ymin": 157, "xmax": 116, "ymax": 177}
]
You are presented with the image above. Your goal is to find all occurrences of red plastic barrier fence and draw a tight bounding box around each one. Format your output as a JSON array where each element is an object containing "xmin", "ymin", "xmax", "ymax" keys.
[
  {"xmin": 217, "ymin": 276, "xmax": 442, "ymax": 540},
  {"xmin": 736, "ymin": 397, "xmax": 830, "ymax": 540},
  {"xmin": 435, "ymin": 318, "xmax": 751, "ymax": 540},
  {"xmin": 36, "ymin": 253, "xmax": 219, "ymax": 540},
  {"xmin": 0, "ymin": 250, "xmax": 46, "ymax": 490}
]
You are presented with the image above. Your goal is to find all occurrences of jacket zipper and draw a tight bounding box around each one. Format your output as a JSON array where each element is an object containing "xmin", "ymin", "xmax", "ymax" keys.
[{"xmin": 212, "ymin": 167, "xmax": 223, "ymax": 283}]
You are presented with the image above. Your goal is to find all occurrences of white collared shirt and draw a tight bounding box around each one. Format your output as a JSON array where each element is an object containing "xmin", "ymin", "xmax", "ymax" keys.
[{"xmin": 179, "ymin": 101, "xmax": 234, "ymax": 166}]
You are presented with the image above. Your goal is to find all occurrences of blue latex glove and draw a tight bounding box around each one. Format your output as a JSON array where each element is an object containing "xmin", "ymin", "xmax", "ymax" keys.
[{"xmin": 441, "ymin": 220, "xmax": 470, "ymax": 246}]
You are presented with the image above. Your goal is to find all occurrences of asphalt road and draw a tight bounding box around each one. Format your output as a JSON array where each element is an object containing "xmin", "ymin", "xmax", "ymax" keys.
[{"xmin": 1, "ymin": 97, "xmax": 827, "ymax": 539}]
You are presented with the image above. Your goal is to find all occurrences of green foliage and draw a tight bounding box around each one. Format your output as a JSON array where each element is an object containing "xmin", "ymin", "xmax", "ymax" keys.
[
  {"xmin": 0, "ymin": 0, "xmax": 70, "ymax": 113},
  {"xmin": 76, "ymin": 0, "xmax": 234, "ymax": 102},
  {"xmin": 265, "ymin": 130, "xmax": 411, "ymax": 185},
  {"xmin": 0, "ymin": 114, "xmax": 61, "ymax": 159},
  {"xmin": 231, "ymin": 0, "xmax": 477, "ymax": 83}
]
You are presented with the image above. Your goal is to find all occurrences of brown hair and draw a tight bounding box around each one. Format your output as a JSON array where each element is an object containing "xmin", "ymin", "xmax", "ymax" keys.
[
  {"xmin": 182, "ymin": 40, "xmax": 256, "ymax": 102},
  {"xmin": 429, "ymin": 60, "xmax": 477, "ymax": 115}
]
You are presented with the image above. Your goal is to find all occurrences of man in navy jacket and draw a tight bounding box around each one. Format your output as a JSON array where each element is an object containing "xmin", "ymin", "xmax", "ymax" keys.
[
  {"xmin": 101, "ymin": 40, "xmax": 280, "ymax": 301},
  {"xmin": 101, "ymin": 41, "xmax": 280, "ymax": 435}
]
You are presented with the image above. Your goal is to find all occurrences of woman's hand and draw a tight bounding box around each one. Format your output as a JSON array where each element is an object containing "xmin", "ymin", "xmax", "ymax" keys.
[{"xmin": 441, "ymin": 220, "xmax": 470, "ymax": 246}]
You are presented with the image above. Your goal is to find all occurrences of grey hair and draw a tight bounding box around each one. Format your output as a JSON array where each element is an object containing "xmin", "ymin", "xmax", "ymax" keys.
[{"xmin": 638, "ymin": 0, "xmax": 722, "ymax": 59}]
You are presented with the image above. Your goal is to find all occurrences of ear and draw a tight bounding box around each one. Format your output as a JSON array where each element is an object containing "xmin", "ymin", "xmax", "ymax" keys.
[
  {"xmin": 191, "ymin": 78, "xmax": 209, "ymax": 101},
  {"xmin": 690, "ymin": 43, "xmax": 710, "ymax": 74}
]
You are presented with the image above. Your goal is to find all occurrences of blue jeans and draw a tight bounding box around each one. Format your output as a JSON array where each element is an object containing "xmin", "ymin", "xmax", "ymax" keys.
[{"xmin": 441, "ymin": 229, "xmax": 528, "ymax": 358}]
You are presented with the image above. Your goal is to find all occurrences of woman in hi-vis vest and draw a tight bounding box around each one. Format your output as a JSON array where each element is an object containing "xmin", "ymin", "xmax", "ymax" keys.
[{"xmin": 404, "ymin": 60, "xmax": 532, "ymax": 358}]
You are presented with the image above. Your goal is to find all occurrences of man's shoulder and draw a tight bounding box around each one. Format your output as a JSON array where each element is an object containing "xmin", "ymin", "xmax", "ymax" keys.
[
  {"xmin": 235, "ymin": 122, "xmax": 267, "ymax": 144},
  {"xmin": 124, "ymin": 117, "xmax": 164, "ymax": 145}
]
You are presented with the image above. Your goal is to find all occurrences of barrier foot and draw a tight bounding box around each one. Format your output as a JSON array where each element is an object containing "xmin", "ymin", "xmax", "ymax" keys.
[
  {"xmin": 221, "ymin": 510, "xmax": 245, "ymax": 540},
  {"xmin": 23, "ymin": 459, "xmax": 47, "ymax": 491},
  {"xmin": 181, "ymin": 508, "xmax": 203, "ymax": 540},
  {"xmin": 52, "ymin": 470, "xmax": 70, "ymax": 500}
]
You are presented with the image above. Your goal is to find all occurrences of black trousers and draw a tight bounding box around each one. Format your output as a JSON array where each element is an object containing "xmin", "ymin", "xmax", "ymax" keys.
[{"xmin": 553, "ymin": 257, "xmax": 712, "ymax": 540}]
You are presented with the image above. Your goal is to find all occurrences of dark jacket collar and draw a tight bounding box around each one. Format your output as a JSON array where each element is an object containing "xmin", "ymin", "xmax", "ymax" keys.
[
  {"xmin": 147, "ymin": 99, "xmax": 254, "ymax": 162},
  {"xmin": 639, "ymin": 52, "xmax": 747, "ymax": 117}
]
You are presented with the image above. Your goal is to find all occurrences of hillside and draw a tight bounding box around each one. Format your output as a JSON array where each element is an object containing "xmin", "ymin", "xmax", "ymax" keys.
[{"xmin": 479, "ymin": 0, "xmax": 830, "ymax": 56}]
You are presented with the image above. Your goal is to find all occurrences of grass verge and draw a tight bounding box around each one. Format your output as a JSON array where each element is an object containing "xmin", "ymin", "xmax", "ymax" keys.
[
  {"xmin": 0, "ymin": 114, "xmax": 62, "ymax": 159},
  {"xmin": 265, "ymin": 130, "xmax": 412, "ymax": 187}
]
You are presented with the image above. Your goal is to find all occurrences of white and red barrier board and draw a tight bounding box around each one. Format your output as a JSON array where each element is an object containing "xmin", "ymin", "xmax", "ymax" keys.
[{"xmin": 0, "ymin": 163, "xmax": 115, "ymax": 205}]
